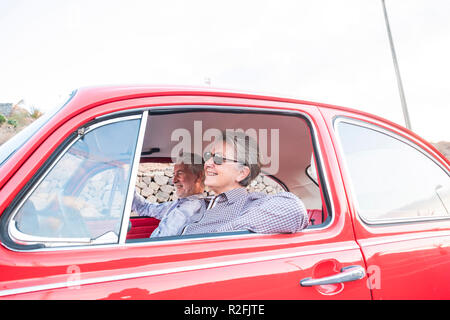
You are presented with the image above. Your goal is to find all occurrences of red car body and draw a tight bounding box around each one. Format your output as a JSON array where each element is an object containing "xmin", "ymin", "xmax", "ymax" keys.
[{"xmin": 0, "ymin": 86, "xmax": 449, "ymax": 299}]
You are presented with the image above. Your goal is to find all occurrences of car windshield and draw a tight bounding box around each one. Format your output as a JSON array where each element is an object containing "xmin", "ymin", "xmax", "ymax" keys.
[{"xmin": 0, "ymin": 90, "xmax": 76, "ymax": 167}]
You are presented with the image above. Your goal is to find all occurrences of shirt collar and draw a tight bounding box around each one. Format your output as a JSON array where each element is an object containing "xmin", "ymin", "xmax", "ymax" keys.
[
  {"xmin": 216, "ymin": 187, "xmax": 247, "ymax": 204},
  {"xmin": 178, "ymin": 193, "xmax": 205, "ymax": 202}
]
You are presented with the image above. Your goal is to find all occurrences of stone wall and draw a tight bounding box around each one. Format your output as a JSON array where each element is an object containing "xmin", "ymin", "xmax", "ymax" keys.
[{"xmin": 135, "ymin": 163, "xmax": 284, "ymax": 203}]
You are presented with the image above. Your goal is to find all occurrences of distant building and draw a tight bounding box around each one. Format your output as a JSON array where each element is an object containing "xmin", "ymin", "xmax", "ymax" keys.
[{"xmin": 0, "ymin": 103, "xmax": 13, "ymax": 117}]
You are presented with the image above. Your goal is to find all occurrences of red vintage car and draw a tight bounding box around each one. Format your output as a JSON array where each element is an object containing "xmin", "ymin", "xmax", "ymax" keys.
[{"xmin": 0, "ymin": 86, "xmax": 449, "ymax": 300}]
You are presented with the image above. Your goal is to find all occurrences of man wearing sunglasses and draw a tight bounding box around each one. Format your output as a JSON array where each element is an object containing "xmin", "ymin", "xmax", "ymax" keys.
[
  {"xmin": 132, "ymin": 152, "xmax": 206, "ymax": 237},
  {"xmin": 182, "ymin": 131, "xmax": 308, "ymax": 235}
]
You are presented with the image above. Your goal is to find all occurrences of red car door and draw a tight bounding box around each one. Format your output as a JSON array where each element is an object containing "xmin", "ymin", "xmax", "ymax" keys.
[
  {"xmin": 323, "ymin": 107, "xmax": 450, "ymax": 299},
  {"xmin": 0, "ymin": 90, "xmax": 372, "ymax": 299}
]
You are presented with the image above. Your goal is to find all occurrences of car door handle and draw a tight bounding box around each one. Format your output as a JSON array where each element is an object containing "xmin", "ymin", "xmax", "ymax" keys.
[{"xmin": 300, "ymin": 265, "xmax": 366, "ymax": 287}]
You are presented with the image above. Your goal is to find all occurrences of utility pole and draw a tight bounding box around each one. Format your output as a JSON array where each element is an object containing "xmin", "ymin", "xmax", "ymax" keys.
[{"xmin": 381, "ymin": 0, "xmax": 412, "ymax": 130}]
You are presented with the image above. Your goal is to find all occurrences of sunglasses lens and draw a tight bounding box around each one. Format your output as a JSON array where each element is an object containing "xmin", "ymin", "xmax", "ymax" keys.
[
  {"xmin": 204, "ymin": 152, "xmax": 226, "ymax": 165},
  {"xmin": 203, "ymin": 152, "xmax": 212, "ymax": 161},
  {"xmin": 213, "ymin": 155, "xmax": 224, "ymax": 165}
]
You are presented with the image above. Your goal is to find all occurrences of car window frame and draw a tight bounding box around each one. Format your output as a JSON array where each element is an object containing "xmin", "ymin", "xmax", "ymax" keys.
[
  {"xmin": 1, "ymin": 104, "xmax": 335, "ymax": 252},
  {"xmin": 0, "ymin": 112, "xmax": 147, "ymax": 251},
  {"xmin": 122, "ymin": 105, "xmax": 336, "ymax": 247},
  {"xmin": 333, "ymin": 116, "xmax": 450, "ymax": 226}
]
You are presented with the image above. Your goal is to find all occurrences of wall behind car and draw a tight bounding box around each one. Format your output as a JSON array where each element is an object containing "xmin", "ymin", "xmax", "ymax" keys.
[{"xmin": 135, "ymin": 163, "xmax": 284, "ymax": 204}]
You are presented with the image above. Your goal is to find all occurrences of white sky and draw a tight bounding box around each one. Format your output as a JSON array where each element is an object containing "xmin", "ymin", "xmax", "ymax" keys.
[{"xmin": 0, "ymin": 0, "xmax": 449, "ymax": 142}]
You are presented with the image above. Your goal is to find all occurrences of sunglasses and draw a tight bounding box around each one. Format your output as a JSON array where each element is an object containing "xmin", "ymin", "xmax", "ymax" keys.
[{"xmin": 203, "ymin": 151, "xmax": 245, "ymax": 165}]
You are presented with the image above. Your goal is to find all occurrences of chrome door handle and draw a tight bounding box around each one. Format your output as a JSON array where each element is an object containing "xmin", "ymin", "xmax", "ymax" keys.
[{"xmin": 300, "ymin": 265, "xmax": 366, "ymax": 287}]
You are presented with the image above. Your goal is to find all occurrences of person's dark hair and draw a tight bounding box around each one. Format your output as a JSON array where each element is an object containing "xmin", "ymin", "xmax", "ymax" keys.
[{"xmin": 220, "ymin": 130, "xmax": 261, "ymax": 187}]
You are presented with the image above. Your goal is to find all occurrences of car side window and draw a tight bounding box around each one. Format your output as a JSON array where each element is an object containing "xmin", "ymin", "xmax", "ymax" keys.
[
  {"xmin": 126, "ymin": 109, "xmax": 330, "ymax": 243},
  {"xmin": 336, "ymin": 120, "xmax": 450, "ymax": 224},
  {"xmin": 8, "ymin": 117, "xmax": 141, "ymax": 247}
]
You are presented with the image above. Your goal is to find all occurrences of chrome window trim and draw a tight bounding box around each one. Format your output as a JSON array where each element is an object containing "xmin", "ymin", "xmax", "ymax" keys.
[
  {"xmin": 357, "ymin": 229, "xmax": 450, "ymax": 246},
  {"xmin": 333, "ymin": 116, "xmax": 450, "ymax": 226},
  {"xmin": 9, "ymin": 221, "xmax": 91, "ymax": 245},
  {"xmin": 3, "ymin": 231, "xmax": 258, "ymax": 252},
  {"xmin": 4, "ymin": 114, "xmax": 143, "ymax": 250},
  {"xmin": 136, "ymin": 104, "xmax": 335, "ymax": 232},
  {"xmin": 118, "ymin": 111, "xmax": 148, "ymax": 244},
  {"xmin": 304, "ymin": 109, "xmax": 335, "ymax": 231},
  {"xmin": 361, "ymin": 215, "xmax": 450, "ymax": 226}
]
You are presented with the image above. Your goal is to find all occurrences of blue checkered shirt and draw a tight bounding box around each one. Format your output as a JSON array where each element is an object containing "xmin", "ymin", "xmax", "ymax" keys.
[
  {"xmin": 132, "ymin": 192, "xmax": 206, "ymax": 237},
  {"xmin": 182, "ymin": 188, "xmax": 308, "ymax": 235}
]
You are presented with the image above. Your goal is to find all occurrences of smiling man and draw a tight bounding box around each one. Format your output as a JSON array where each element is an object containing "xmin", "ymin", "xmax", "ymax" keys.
[
  {"xmin": 182, "ymin": 130, "xmax": 309, "ymax": 235},
  {"xmin": 132, "ymin": 152, "xmax": 206, "ymax": 237}
]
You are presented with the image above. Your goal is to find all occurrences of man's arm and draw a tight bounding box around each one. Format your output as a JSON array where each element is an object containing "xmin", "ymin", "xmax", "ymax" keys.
[
  {"xmin": 132, "ymin": 191, "xmax": 173, "ymax": 220},
  {"xmin": 151, "ymin": 198, "xmax": 203, "ymax": 237},
  {"xmin": 229, "ymin": 192, "xmax": 308, "ymax": 234}
]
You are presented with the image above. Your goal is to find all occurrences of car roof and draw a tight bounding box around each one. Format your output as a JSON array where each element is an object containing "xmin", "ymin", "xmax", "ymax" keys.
[
  {"xmin": 71, "ymin": 84, "xmax": 354, "ymax": 114},
  {"xmin": 69, "ymin": 85, "xmax": 417, "ymax": 136},
  {"xmin": 60, "ymin": 84, "xmax": 446, "ymax": 160}
]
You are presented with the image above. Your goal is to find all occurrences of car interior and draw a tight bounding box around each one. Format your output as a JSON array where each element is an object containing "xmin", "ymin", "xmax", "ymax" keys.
[
  {"xmin": 3, "ymin": 107, "xmax": 331, "ymax": 250},
  {"xmin": 126, "ymin": 108, "xmax": 331, "ymax": 241}
]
